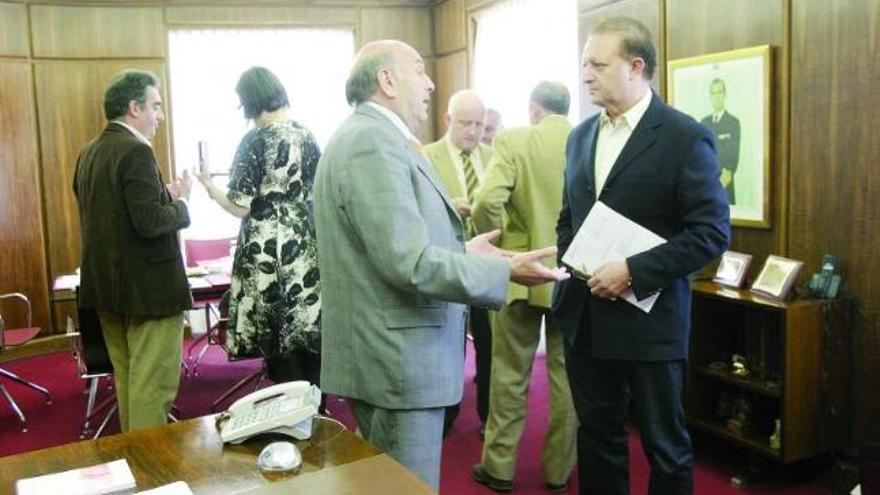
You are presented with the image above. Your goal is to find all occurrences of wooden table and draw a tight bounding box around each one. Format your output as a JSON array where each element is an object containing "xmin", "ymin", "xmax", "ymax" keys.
[{"xmin": 0, "ymin": 415, "xmax": 435, "ymax": 494}]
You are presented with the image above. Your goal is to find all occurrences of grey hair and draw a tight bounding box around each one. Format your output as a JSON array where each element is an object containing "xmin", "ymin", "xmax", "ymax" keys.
[
  {"xmin": 345, "ymin": 51, "xmax": 396, "ymax": 106},
  {"xmin": 530, "ymin": 81, "xmax": 570, "ymax": 116}
]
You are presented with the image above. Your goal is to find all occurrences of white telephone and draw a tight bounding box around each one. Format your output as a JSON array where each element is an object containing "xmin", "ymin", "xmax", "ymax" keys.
[{"xmin": 218, "ymin": 381, "xmax": 321, "ymax": 444}]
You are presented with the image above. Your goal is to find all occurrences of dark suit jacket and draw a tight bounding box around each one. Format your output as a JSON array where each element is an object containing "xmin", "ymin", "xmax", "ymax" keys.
[
  {"xmin": 701, "ymin": 111, "xmax": 740, "ymax": 202},
  {"xmin": 553, "ymin": 94, "xmax": 730, "ymax": 361},
  {"xmin": 74, "ymin": 123, "xmax": 192, "ymax": 317}
]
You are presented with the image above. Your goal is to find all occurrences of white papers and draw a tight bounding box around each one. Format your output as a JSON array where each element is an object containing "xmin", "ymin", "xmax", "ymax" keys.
[
  {"xmin": 16, "ymin": 459, "xmax": 136, "ymax": 495},
  {"xmin": 137, "ymin": 481, "xmax": 195, "ymax": 494},
  {"xmin": 561, "ymin": 201, "xmax": 665, "ymax": 313},
  {"xmin": 53, "ymin": 274, "xmax": 81, "ymax": 291}
]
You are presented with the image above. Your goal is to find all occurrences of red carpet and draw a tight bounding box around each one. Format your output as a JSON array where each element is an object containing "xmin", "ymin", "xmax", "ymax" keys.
[{"xmin": 0, "ymin": 341, "xmax": 840, "ymax": 494}]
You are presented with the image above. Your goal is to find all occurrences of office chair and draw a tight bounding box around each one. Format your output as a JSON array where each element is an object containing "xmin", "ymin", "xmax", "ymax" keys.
[
  {"xmin": 66, "ymin": 305, "xmax": 114, "ymax": 438},
  {"xmin": 183, "ymin": 237, "xmax": 234, "ymax": 375},
  {"xmin": 184, "ymin": 237, "xmax": 235, "ymax": 268},
  {"xmin": 202, "ymin": 297, "xmax": 268, "ymax": 412},
  {"xmin": 0, "ymin": 292, "xmax": 52, "ymax": 432}
]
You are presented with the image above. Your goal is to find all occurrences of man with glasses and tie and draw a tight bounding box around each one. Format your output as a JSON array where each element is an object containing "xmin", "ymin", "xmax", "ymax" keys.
[{"xmin": 424, "ymin": 89, "xmax": 495, "ymax": 438}]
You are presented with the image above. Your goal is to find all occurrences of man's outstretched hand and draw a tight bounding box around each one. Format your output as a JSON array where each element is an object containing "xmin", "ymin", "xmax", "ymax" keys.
[{"xmin": 509, "ymin": 246, "xmax": 570, "ymax": 286}]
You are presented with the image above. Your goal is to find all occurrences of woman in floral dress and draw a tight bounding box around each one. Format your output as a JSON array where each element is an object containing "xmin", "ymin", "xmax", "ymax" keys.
[{"xmin": 196, "ymin": 66, "xmax": 321, "ymax": 385}]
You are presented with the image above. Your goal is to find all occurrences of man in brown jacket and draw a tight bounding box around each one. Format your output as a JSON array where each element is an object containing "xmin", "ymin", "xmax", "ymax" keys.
[{"xmin": 74, "ymin": 69, "xmax": 192, "ymax": 432}]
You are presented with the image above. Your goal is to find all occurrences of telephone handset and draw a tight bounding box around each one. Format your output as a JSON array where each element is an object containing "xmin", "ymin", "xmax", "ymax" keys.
[
  {"xmin": 218, "ymin": 381, "xmax": 321, "ymax": 444},
  {"xmin": 808, "ymin": 253, "xmax": 842, "ymax": 299}
]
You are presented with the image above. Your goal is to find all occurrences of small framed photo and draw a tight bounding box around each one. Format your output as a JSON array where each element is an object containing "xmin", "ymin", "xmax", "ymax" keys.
[
  {"xmin": 750, "ymin": 255, "xmax": 804, "ymax": 300},
  {"xmin": 713, "ymin": 251, "xmax": 752, "ymax": 288}
]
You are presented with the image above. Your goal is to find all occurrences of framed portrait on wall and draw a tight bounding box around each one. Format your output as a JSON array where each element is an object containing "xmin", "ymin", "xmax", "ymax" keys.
[
  {"xmin": 750, "ymin": 255, "xmax": 803, "ymax": 300},
  {"xmin": 668, "ymin": 45, "xmax": 772, "ymax": 228}
]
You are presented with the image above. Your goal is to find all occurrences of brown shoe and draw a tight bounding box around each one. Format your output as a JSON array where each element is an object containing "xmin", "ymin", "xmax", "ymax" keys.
[{"xmin": 471, "ymin": 464, "xmax": 513, "ymax": 492}]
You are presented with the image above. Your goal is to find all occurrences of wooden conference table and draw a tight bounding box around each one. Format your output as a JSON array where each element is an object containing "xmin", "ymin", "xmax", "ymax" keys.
[{"xmin": 0, "ymin": 415, "xmax": 436, "ymax": 494}]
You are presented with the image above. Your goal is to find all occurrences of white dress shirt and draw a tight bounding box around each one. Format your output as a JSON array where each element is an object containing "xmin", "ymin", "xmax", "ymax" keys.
[
  {"xmin": 594, "ymin": 90, "xmax": 653, "ymax": 194},
  {"xmin": 364, "ymin": 101, "xmax": 418, "ymax": 142}
]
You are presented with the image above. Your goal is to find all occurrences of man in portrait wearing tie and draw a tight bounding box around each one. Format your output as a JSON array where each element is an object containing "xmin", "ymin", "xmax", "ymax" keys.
[
  {"xmin": 423, "ymin": 89, "xmax": 495, "ymax": 438},
  {"xmin": 701, "ymin": 78, "xmax": 741, "ymax": 203}
]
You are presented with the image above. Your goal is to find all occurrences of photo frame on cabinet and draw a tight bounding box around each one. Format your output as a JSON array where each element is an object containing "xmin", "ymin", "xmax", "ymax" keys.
[
  {"xmin": 668, "ymin": 45, "xmax": 772, "ymax": 228},
  {"xmin": 750, "ymin": 255, "xmax": 803, "ymax": 300},
  {"xmin": 713, "ymin": 251, "xmax": 752, "ymax": 288}
]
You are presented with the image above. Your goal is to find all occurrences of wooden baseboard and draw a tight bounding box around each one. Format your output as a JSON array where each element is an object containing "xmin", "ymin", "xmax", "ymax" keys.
[{"xmin": 0, "ymin": 335, "xmax": 70, "ymax": 364}]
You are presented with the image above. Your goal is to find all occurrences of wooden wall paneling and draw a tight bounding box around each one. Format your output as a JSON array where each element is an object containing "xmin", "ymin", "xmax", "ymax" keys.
[
  {"xmin": 666, "ymin": 0, "xmax": 787, "ymax": 269},
  {"xmin": 577, "ymin": 0, "xmax": 661, "ymax": 120},
  {"xmin": 0, "ymin": 61, "xmax": 51, "ymax": 333},
  {"xmin": 30, "ymin": 5, "xmax": 164, "ymax": 59},
  {"xmin": 165, "ymin": 5, "xmax": 357, "ymax": 26},
  {"xmin": 433, "ymin": 0, "xmax": 465, "ymax": 55},
  {"xmin": 420, "ymin": 56, "xmax": 437, "ymax": 143},
  {"xmin": 358, "ymin": 7, "xmax": 432, "ymax": 56},
  {"xmin": 34, "ymin": 61, "xmax": 171, "ymax": 315},
  {"xmin": 0, "ymin": 2, "xmax": 29, "ymax": 57},
  {"xmin": 791, "ymin": 0, "xmax": 880, "ymax": 443},
  {"xmin": 433, "ymin": 50, "xmax": 467, "ymax": 137}
]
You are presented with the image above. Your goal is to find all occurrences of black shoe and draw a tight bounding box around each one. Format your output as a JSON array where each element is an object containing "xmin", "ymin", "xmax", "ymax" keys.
[
  {"xmin": 545, "ymin": 481, "xmax": 568, "ymax": 492},
  {"xmin": 471, "ymin": 464, "xmax": 513, "ymax": 492}
]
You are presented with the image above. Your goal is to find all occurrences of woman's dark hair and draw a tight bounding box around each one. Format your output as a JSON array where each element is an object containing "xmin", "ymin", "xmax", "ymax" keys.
[{"xmin": 235, "ymin": 66, "xmax": 289, "ymax": 120}]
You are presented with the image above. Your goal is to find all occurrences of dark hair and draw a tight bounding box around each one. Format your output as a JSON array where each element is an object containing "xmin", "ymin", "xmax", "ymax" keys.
[
  {"xmin": 710, "ymin": 78, "xmax": 727, "ymax": 93},
  {"xmin": 530, "ymin": 81, "xmax": 570, "ymax": 116},
  {"xmin": 235, "ymin": 67, "xmax": 289, "ymax": 120},
  {"xmin": 594, "ymin": 17, "xmax": 657, "ymax": 80},
  {"xmin": 103, "ymin": 70, "xmax": 160, "ymax": 121}
]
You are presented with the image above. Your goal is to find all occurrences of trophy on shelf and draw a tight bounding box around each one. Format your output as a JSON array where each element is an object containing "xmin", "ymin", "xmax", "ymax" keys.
[
  {"xmin": 731, "ymin": 354, "xmax": 751, "ymax": 377},
  {"xmin": 726, "ymin": 396, "xmax": 754, "ymax": 435}
]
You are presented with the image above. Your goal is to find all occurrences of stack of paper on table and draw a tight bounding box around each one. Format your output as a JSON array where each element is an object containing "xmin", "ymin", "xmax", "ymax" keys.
[
  {"xmin": 561, "ymin": 201, "xmax": 666, "ymax": 313},
  {"xmin": 16, "ymin": 459, "xmax": 136, "ymax": 495}
]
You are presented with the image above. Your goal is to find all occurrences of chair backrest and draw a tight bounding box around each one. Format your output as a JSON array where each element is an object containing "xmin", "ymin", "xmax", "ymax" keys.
[
  {"xmin": 184, "ymin": 237, "xmax": 235, "ymax": 267},
  {"xmin": 0, "ymin": 292, "xmax": 36, "ymax": 349},
  {"xmin": 74, "ymin": 293, "xmax": 114, "ymax": 375}
]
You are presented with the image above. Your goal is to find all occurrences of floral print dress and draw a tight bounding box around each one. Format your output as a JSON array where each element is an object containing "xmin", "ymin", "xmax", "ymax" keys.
[{"xmin": 225, "ymin": 120, "xmax": 321, "ymax": 359}]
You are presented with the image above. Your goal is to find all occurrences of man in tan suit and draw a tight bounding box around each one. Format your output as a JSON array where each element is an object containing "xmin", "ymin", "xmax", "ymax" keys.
[
  {"xmin": 423, "ymin": 89, "xmax": 494, "ymax": 437},
  {"xmin": 470, "ymin": 81, "xmax": 577, "ymax": 492}
]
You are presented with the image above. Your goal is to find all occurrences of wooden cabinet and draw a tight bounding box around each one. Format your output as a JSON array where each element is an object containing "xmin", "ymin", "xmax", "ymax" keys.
[{"xmin": 686, "ymin": 281, "xmax": 851, "ymax": 463}]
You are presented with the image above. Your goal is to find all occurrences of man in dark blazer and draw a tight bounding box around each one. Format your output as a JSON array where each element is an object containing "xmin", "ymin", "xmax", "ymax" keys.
[
  {"xmin": 553, "ymin": 18, "xmax": 730, "ymax": 495},
  {"xmin": 701, "ymin": 78, "xmax": 740, "ymax": 203},
  {"xmin": 74, "ymin": 70, "xmax": 193, "ymax": 432}
]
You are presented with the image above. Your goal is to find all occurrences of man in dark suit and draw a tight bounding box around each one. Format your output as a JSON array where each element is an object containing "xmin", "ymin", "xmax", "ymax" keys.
[
  {"xmin": 701, "ymin": 78, "xmax": 740, "ymax": 203},
  {"xmin": 74, "ymin": 70, "xmax": 193, "ymax": 432},
  {"xmin": 553, "ymin": 18, "xmax": 730, "ymax": 495}
]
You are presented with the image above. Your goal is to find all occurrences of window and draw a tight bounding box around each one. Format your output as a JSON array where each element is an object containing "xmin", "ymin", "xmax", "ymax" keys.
[
  {"xmin": 472, "ymin": 0, "xmax": 579, "ymax": 127},
  {"xmin": 167, "ymin": 28, "xmax": 355, "ymax": 240}
]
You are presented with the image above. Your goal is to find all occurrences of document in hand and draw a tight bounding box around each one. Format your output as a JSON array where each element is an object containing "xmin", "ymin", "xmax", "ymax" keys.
[{"xmin": 561, "ymin": 201, "xmax": 666, "ymax": 313}]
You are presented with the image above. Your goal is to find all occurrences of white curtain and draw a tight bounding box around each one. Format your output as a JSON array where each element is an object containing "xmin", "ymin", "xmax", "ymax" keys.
[
  {"xmin": 167, "ymin": 28, "xmax": 355, "ymax": 240},
  {"xmin": 472, "ymin": 0, "xmax": 580, "ymax": 128}
]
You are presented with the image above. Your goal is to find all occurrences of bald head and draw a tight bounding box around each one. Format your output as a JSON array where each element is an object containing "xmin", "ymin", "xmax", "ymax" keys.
[
  {"xmin": 445, "ymin": 89, "xmax": 486, "ymax": 151},
  {"xmin": 346, "ymin": 40, "xmax": 435, "ymax": 134}
]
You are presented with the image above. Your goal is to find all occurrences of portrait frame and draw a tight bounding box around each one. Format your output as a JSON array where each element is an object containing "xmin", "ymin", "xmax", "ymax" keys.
[
  {"xmin": 668, "ymin": 45, "xmax": 772, "ymax": 228},
  {"xmin": 713, "ymin": 251, "xmax": 753, "ymax": 288},
  {"xmin": 750, "ymin": 255, "xmax": 803, "ymax": 300}
]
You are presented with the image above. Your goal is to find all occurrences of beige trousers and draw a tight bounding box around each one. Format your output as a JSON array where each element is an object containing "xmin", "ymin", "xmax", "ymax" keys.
[
  {"xmin": 99, "ymin": 311, "xmax": 183, "ymax": 432},
  {"xmin": 480, "ymin": 300, "xmax": 577, "ymax": 485}
]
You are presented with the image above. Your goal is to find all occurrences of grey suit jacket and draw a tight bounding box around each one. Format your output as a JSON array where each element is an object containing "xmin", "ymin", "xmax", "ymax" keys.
[{"xmin": 314, "ymin": 104, "xmax": 510, "ymax": 409}]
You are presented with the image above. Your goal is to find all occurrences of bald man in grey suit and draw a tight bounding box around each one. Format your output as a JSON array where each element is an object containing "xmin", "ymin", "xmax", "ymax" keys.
[{"xmin": 314, "ymin": 40, "xmax": 568, "ymax": 490}]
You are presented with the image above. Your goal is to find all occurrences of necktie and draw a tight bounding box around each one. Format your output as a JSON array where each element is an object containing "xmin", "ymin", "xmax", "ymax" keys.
[{"xmin": 461, "ymin": 150, "xmax": 478, "ymax": 200}]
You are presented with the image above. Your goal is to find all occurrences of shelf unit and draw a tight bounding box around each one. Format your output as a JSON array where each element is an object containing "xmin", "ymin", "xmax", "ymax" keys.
[{"xmin": 686, "ymin": 281, "xmax": 851, "ymax": 463}]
